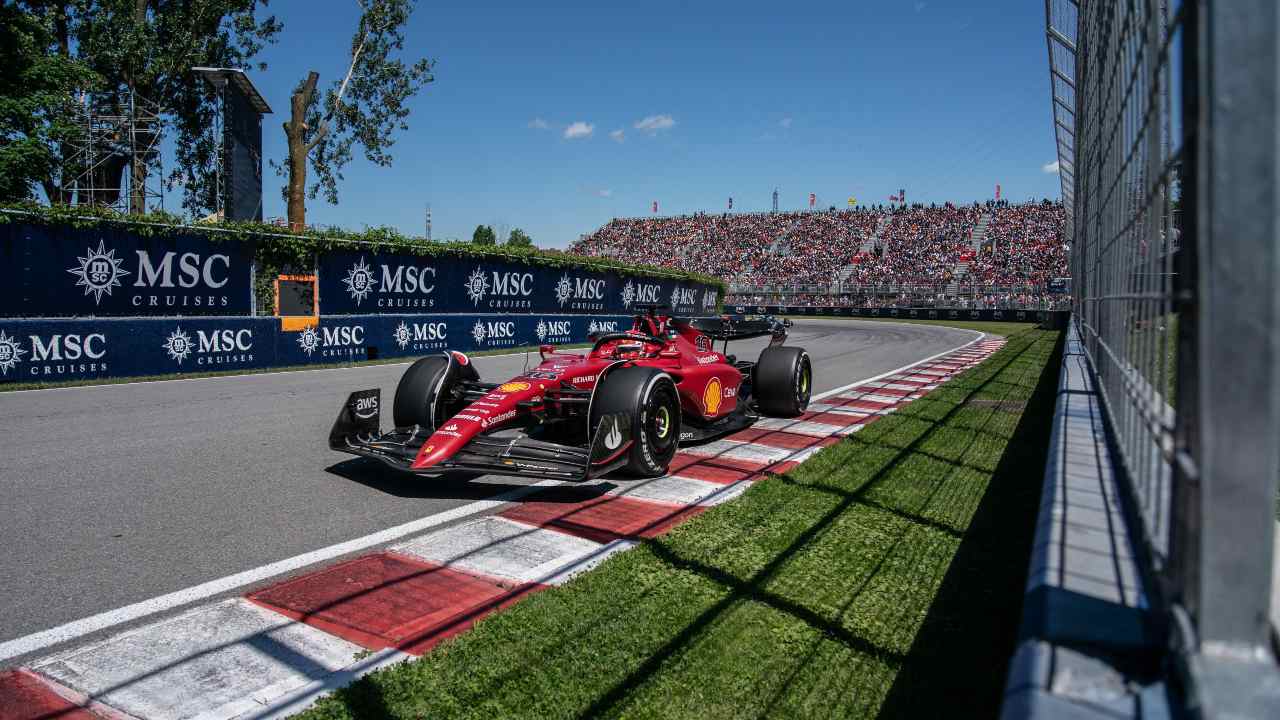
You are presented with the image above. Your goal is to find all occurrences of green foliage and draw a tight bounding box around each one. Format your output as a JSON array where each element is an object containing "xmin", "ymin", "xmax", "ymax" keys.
[
  {"xmin": 472, "ymin": 224, "xmax": 496, "ymax": 245},
  {"xmin": 291, "ymin": 0, "xmax": 434, "ymax": 208},
  {"xmin": 0, "ymin": 6, "xmax": 97, "ymax": 202},
  {"xmin": 0, "ymin": 203, "xmax": 726, "ymax": 311},
  {"xmin": 18, "ymin": 0, "xmax": 282, "ymax": 214},
  {"xmin": 506, "ymin": 228, "xmax": 532, "ymax": 247}
]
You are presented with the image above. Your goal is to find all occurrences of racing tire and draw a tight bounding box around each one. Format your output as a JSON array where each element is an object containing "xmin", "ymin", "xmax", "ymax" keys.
[
  {"xmin": 392, "ymin": 353, "xmax": 479, "ymax": 429},
  {"xmin": 590, "ymin": 366, "xmax": 681, "ymax": 477},
  {"xmin": 754, "ymin": 346, "xmax": 811, "ymax": 417}
]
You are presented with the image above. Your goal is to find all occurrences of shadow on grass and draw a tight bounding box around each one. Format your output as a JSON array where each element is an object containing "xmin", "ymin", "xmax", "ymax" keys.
[{"xmin": 875, "ymin": 330, "xmax": 1065, "ymax": 718}]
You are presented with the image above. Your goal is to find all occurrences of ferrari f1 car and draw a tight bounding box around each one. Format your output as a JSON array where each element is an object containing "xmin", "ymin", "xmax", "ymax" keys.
[{"xmin": 329, "ymin": 305, "xmax": 811, "ymax": 481}]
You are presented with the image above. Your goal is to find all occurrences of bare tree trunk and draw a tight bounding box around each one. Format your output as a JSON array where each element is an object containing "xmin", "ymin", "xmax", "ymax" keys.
[
  {"xmin": 284, "ymin": 71, "xmax": 319, "ymax": 231},
  {"xmin": 126, "ymin": 0, "xmax": 149, "ymax": 214}
]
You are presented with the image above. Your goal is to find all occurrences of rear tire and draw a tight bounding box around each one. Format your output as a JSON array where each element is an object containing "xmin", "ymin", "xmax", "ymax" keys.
[
  {"xmin": 590, "ymin": 366, "xmax": 681, "ymax": 477},
  {"xmin": 393, "ymin": 354, "xmax": 479, "ymax": 429},
  {"xmin": 754, "ymin": 346, "xmax": 811, "ymax": 417}
]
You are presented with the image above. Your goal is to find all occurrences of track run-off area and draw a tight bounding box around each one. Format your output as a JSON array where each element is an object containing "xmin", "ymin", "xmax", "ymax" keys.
[{"xmin": 0, "ymin": 318, "xmax": 1006, "ymax": 718}]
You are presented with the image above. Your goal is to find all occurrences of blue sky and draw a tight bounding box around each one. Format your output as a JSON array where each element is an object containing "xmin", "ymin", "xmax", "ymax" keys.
[{"xmin": 221, "ymin": 0, "xmax": 1059, "ymax": 247}]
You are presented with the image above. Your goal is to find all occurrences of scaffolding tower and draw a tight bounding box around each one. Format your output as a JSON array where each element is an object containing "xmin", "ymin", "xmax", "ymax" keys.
[{"xmin": 62, "ymin": 90, "xmax": 164, "ymax": 213}]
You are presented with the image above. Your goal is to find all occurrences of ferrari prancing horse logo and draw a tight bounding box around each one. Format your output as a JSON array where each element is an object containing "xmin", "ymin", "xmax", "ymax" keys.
[
  {"xmin": 703, "ymin": 377, "xmax": 723, "ymax": 415},
  {"xmin": 498, "ymin": 381, "xmax": 531, "ymax": 392}
]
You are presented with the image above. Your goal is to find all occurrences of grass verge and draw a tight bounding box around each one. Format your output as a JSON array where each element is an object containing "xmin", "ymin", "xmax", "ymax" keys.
[
  {"xmin": 0, "ymin": 343, "xmax": 589, "ymax": 393},
  {"xmin": 297, "ymin": 326, "xmax": 1064, "ymax": 720}
]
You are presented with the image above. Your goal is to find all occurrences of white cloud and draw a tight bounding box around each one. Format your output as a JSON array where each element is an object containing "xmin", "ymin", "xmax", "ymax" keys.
[
  {"xmin": 563, "ymin": 121, "xmax": 594, "ymax": 140},
  {"xmin": 528, "ymin": 117, "xmax": 549, "ymax": 130},
  {"xmin": 1042, "ymin": 160, "xmax": 1061, "ymax": 174},
  {"xmin": 609, "ymin": 128, "xmax": 625, "ymax": 143},
  {"xmin": 779, "ymin": 117, "xmax": 793, "ymax": 129},
  {"xmin": 634, "ymin": 114, "xmax": 676, "ymax": 134},
  {"xmin": 598, "ymin": 189, "xmax": 613, "ymax": 198}
]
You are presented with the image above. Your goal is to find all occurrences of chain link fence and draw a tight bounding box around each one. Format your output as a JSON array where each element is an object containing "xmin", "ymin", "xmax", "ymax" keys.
[{"xmin": 1053, "ymin": 0, "xmax": 1279, "ymax": 712}]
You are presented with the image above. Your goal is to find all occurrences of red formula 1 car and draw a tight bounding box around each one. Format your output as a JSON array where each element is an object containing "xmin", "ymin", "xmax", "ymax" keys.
[{"xmin": 329, "ymin": 305, "xmax": 811, "ymax": 481}]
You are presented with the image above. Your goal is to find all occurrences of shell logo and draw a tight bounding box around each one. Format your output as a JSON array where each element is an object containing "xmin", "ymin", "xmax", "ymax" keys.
[
  {"xmin": 703, "ymin": 377, "xmax": 723, "ymax": 415},
  {"xmin": 423, "ymin": 445, "xmax": 434, "ymax": 454},
  {"xmin": 498, "ymin": 381, "xmax": 531, "ymax": 392}
]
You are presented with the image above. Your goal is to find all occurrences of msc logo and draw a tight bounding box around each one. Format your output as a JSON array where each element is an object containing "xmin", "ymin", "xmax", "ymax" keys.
[
  {"xmin": 702, "ymin": 288, "xmax": 718, "ymax": 310},
  {"xmin": 588, "ymin": 320, "xmax": 619, "ymax": 334},
  {"xmin": 0, "ymin": 329, "xmax": 108, "ymax": 378},
  {"xmin": 555, "ymin": 273, "xmax": 606, "ymax": 310},
  {"xmin": 621, "ymin": 280, "xmax": 661, "ymax": 308},
  {"xmin": 67, "ymin": 241, "xmax": 233, "ymax": 309},
  {"xmin": 472, "ymin": 319, "xmax": 517, "ymax": 347},
  {"xmin": 393, "ymin": 320, "xmax": 447, "ymax": 350},
  {"xmin": 535, "ymin": 319, "xmax": 572, "ymax": 343},
  {"xmin": 345, "ymin": 256, "xmax": 437, "ymax": 308},
  {"xmin": 162, "ymin": 327, "xmax": 254, "ymax": 366},
  {"xmin": 670, "ymin": 287, "xmax": 697, "ymax": 309},
  {"xmin": 464, "ymin": 267, "xmax": 534, "ymax": 309},
  {"xmin": 298, "ymin": 325, "xmax": 365, "ymax": 358}
]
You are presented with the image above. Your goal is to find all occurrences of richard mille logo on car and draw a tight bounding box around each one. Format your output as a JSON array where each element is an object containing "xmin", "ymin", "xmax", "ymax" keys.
[
  {"xmin": 66, "ymin": 241, "xmax": 234, "ymax": 309},
  {"xmin": 163, "ymin": 327, "xmax": 254, "ymax": 366},
  {"xmin": 535, "ymin": 319, "xmax": 572, "ymax": 343},
  {"xmin": 471, "ymin": 319, "xmax": 517, "ymax": 348},
  {"xmin": 0, "ymin": 329, "xmax": 107, "ymax": 377},
  {"xmin": 621, "ymin": 280, "xmax": 661, "ymax": 308},
  {"xmin": 393, "ymin": 320, "xmax": 447, "ymax": 351},
  {"xmin": 344, "ymin": 256, "xmax": 437, "ymax": 308},
  {"xmin": 297, "ymin": 325, "xmax": 365, "ymax": 358},
  {"xmin": 464, "ymin": 266, "xmax": 534, "ymax": 309},
  {"xmin": 554, "ymin": 273, "xmax": 606, "ymax": 310}
]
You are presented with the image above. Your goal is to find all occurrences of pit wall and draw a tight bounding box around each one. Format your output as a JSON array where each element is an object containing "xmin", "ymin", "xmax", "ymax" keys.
[{"xmin": 0, "ymin": 314, "xmax": 634, "ymax": 385}]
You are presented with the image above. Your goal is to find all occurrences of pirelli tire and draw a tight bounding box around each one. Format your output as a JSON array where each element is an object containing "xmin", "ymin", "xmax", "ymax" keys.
[
  {"xmin": 754, "ymin": 346, "xmax": 812, "ymax": 417},
  {"xmin": 392, "ymin": 353, "xmax": 480, "ymax": 430},
  {"xmin": 590, "ymin": 366, "xmax": 681, "ymax": 477}
]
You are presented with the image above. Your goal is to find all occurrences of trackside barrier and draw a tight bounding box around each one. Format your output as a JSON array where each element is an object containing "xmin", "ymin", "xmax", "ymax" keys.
[
  {"xmin": 0, "ymin": 314, "xmax": 633, "ymax": 385},
  {"xmin": 0, "ymin": 219, "xmax": 722, "ymax": 318},
  {"xmin": 1000, "ymin": 320, "xmax": 1170, "ymax": 718},
  {"xmin": 729, "ymin": 304, "xmax": 1067, "ymax": 325}
]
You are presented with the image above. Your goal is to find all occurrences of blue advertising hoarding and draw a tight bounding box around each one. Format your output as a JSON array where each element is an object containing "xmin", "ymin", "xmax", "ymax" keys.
[
  {"xmin": 0, "ymin": 221, "xmax": 254, "ymax": 317},
  {"xmin": 0, "ymin": 313, "xmax": 633, "ymax": 384},
  {"xmin": 317, "ymin": 249, "xmax": 719, "ymax": 316}
]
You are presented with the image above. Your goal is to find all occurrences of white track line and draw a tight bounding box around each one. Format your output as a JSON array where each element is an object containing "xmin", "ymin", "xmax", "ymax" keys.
[
  {"xmin": 0, "ymin": 479, "xmax": 564, "ymax": 664},
  {"xmin": 0, "ymin": 328, "xmax": 994, "ymax": 664}
]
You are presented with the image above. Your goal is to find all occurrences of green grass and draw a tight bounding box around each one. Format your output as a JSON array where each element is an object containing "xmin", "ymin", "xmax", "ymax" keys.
[
  {"xmin": 297, "ymin": 327, "xmax": 1064, "ymax": 720},
  {"xmin": 784, "ymin": 314, "xmax": 1035, "ymax": 338},
  {"xmin": 0, "ymin": 343, "xmax": 590, "ymax": 393}
]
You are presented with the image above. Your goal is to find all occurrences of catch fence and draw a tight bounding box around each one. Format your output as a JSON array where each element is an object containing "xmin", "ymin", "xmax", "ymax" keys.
[{"xmin": 1051, "ymin": 0, "xmax": 1279, "ymax": 714}]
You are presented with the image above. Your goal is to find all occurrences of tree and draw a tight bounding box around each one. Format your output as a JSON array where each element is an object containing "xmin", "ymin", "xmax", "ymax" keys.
[
  {"xmin": 17, "ymin": 0, "xmax": 282, "ymax": 213},
  {"xmin": 0, "ymin": 5, "xmax": 96, "ymax": 202},
  {"xmin": 282, "ymin": 0, "xmax": 433, "ymax": 230},
  {"xmin": 506, "ymin": 228, "xmax": 532, "ymax": 247},
  {"xmin": 472, "ymin": 224, "xmax": 496, "ymax": 245}
]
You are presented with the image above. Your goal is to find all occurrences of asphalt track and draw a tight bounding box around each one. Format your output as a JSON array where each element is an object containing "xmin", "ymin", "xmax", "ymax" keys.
[{"xmin": 0, "ymin": 318, "xmax": 976, "ymax": 655}]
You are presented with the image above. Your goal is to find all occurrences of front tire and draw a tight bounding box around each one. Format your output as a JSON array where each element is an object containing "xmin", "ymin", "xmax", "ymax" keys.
[
  {"xmin": 392, "ymin": 353, "xmax": 479, "ymax": 429},
  {"xmin": 590, "ymin": 366, "xmax": 681, "ymax": 477},
  {"xmin": 754, "ymin": 346, "xmax": 811, "ymax": 417}
]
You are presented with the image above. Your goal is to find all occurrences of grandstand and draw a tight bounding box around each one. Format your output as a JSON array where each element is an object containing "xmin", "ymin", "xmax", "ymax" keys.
[{"xmin": 571, "ymin": 200, "xmax": 1069, "ymax": 309}]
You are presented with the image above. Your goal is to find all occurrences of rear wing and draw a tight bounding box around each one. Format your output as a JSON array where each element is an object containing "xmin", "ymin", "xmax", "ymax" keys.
[{"xmin": 681, "ymin": 315, "xmax": 790, "ymax": 344}]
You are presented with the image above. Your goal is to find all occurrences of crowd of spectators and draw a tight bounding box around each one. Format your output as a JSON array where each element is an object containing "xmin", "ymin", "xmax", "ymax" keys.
[{"xmin": 570, "ymin": 200, "xmax": 1069, "ymax": 308}]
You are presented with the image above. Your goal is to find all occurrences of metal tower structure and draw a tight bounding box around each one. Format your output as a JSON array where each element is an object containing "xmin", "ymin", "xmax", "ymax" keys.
[{"xmin": 63, "ymin": 90, "xmax": 163, "ymax": 212}]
